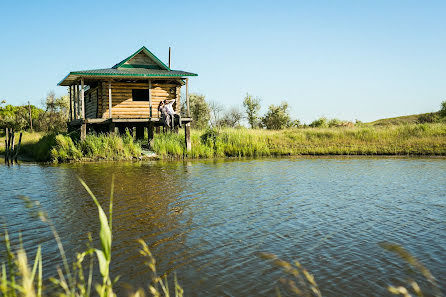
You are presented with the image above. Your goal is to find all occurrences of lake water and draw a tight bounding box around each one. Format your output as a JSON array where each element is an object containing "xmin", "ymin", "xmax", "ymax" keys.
[{"xmin": 1, "ymin": 157, "xmax": 445, "ymax": 296}]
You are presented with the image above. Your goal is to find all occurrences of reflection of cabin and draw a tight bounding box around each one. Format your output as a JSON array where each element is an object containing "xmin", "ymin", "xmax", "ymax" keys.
[{"xmin": 58, "ymin": 46, "xmax": 197, "ymax": 150}]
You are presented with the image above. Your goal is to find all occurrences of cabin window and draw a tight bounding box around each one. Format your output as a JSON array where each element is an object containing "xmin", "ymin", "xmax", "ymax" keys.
[{"xmin": 132, "ymin": 89, "xmax": 150, "ymax": 101}]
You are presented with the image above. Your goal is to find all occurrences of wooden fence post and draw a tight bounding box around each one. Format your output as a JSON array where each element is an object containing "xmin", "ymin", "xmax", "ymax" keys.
[{"xmin": 14, "ymin": 132, "xmax": 22, "ymax": 163}]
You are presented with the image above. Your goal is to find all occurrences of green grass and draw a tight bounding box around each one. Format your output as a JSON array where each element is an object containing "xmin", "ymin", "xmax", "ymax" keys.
[
  {"xmin": 1, "ymin": 131, "xmax": 142, "ymax": 162},
  {"xmin": 2, "ymin": 123, "xmax": 446, "ymax": 162},
  {"xmin": 369, "ymin": 112, "xmax": 443, "ymax": 126},
  {"xmin": 152, "ymin": 123, "xmax": 446, "ymax": 158}
]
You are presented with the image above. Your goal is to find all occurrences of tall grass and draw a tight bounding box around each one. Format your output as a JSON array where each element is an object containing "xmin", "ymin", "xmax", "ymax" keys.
[
  {"xmin": 152, "ymin": 123, "xmax": 446, "ymax": 158},
  {"xmin": 2, "ymin": 123, "xmax": 445, "ymax": 162}
]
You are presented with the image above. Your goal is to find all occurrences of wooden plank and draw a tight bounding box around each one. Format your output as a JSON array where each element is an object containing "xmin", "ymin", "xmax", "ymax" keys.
[
  {"xmin": 73, "ymin": 84, "xmax": 77, "ymax": 120},
  {"xmin": 69, "ymin": 86, "xmax": 72, "ymax": 121},
  {"xmin": 149, "ymin": 79, "xmax": 152, "ymax": 117},
  {"xmin": 186, "ymin": 78, "xmax": 190, "ymax": 117},
  {"xmin": 76, "ymin": 84, "xmax": 80, "ymax": 119},
  {"xmin": 81, "ymin": 78, "xmax": 85, "ymax": 119},
  {"xmin": 109, "ymin": 80, "xmax": 112, "ymax": 119},
  {"xmin": 185, "ymin": 123, "xmax": 191, "ymax": 152}
]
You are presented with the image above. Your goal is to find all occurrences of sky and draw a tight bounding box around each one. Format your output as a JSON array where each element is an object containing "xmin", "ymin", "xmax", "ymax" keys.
[{"xmin": 0, "ymin": 0, "xmax": 445, "ymax": 123}]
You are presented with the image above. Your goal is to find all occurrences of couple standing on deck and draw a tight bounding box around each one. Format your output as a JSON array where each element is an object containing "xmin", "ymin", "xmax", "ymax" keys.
[{"xmin": 158, "ymin": 99, "xmax": 182, "ymax": 129}]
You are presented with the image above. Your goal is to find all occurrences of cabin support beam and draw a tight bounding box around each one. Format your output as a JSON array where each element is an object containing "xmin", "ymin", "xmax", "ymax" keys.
[
  {"xmin": 136, "ymin": 125, "xmax": 144, "ymax": 140},
  {"xmin": 186, "ymin": 78, "xmax": 190, "ymax": 117},
  {"xmin": 69, "ymin": 86, "xmax": 73, "ymax": 122},
  {"xmin": 73, "ymin": 84, "xmax": 77, "ymax": 120},
  {"xmin": 108, "ymin": 80, "xmax": 112, "ymax": 119},
  {"xmin": 76, "ymin": 84, "xmax": 80, "ymax": 119},
  {"xmin": 148, "ymin": 80, "xmax": 152, "ymax": 117},
  {"xmin": 184, "ymin": 123, "xmax": 191, "ymax": 152},
  {"xmin": 80, "ymin": 122, "xmax": 87, "ymax": 140},
  {"xmin": 147, "ymin": 122, "xmax": 154, "ymax": 147},
  {"xmin": 81, "ymin": 78, "xmax": 85, "ymax": 119}
]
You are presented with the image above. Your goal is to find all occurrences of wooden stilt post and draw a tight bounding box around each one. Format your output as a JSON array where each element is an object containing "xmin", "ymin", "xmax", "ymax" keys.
[
  {"xmin": 185, "ymin": 123, "xmax": 191, "ymax": 152},
  {"xmin": 148, "ymin": 79, "xmax": 152, "ymax": 118},
  {"xmin": 109, "ymin": 121, "xmax": 115, "ymax": 134},
  {"xmin": 148, "ymin": 122, "xmax": 154, "ymax": 147},
  {"xmin": 28, "ymin": 101, "xmax": 33, "ymax": 132},
  {"xmin": 186, "ymin": 78, "xmax": 190, "ymax": 117},
  {"xmin": 73, "ymin": 84, "xmax": 77, "ymax": 120},
  {"xmin": 76, "ymin": 84, "xmax": 80, "ymax": 119},
  {"xmin": 69, "ymin": 86, "xmax": 73, "ymax": 122},
  {"xmin": 81, "ymin": 78, "xmax": 85, "ymax": 119},
  {"xmin": 108, "ymin": 80, "xmax": 112, "ymax": 119},
  {"xmin": 80, "ymin": 122, "xmax": 87, "ymax": 140},
  {"xmin": 136, "ymin": 125, "xmax": 144, "ymax": 140},
  {"xmin": 5, "ymin": 128, "xmax": 9, "ymax": 163},
  {"xmin": 14, "ymin": 132, "xmax": 22, "ymax": 163}
]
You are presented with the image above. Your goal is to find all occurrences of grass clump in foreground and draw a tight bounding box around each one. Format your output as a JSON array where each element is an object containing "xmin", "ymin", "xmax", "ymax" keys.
[
  {"xmin": 1, "ymin": 176, "xmax": 183, "ymax": 297},
  {"xmin": 1, "ymin": 178, "xmax": 442, "ymax": 296},
  {"xmin": 152, "ymin": 123, "xmax": 446, "ymax": 158}
]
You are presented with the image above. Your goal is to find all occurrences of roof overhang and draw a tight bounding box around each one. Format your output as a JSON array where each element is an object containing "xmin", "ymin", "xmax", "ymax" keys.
[{"xmin": 58, "ymin": 71, "xmax": 197, "ymax": 86}]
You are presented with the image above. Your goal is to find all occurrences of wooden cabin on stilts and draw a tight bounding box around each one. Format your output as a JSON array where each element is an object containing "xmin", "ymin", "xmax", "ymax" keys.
[{"xmin": 58, "ymin": 46, "xmax": 197, "ymax": 151}]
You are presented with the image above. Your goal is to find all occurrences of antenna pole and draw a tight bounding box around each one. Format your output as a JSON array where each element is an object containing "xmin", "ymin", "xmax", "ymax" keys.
[{"xmin": 168, "ymin": 47, "xmax": 171, "ymax": 69}]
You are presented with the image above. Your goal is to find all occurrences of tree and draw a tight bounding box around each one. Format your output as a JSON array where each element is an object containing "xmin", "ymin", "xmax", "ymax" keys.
[
  {"xmin": 243, "ymin": 93, "xmax": 261, "ymax": 128},
  {"xmin": 38, "ymin": 91, "xmax": 69, "ymax": 132},
  {"xmin": 208, "ymin": 100, "xmax": 224, "ymax": 128},
  {"xmin": 261, "ymin": 101, "xmax": 293, "ymax": 129},
  {"xmin": 218, "ymin": 106, "xmax": 244, "ymax": 128},
  {"xmin": 440, "ymin": 101, "xmax": 446, "ymax": 118},
  {"xmin": 182, "ymin": 93, "xmax": 210, "ymax": 129}
]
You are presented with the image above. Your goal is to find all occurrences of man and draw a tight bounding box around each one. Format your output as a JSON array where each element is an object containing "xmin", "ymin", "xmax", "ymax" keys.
[{"xmin": 164, "ymin": 99, "xmax": 182, "ymax": 128}]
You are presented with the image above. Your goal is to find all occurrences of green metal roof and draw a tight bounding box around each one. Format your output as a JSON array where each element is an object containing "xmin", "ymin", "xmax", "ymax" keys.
[{"xmin": 58, "ymin": 46, "xmax": 197, "ymax": 86}]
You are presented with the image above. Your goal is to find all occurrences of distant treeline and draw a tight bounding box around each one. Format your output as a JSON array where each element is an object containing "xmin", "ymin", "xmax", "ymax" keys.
[
  {"xmin": 2, "ymin": 92, "xmax": 446, "ymax": 134},
  {"xmin": 0, "ymin": 91, "xmax": 68, "ymax": 133},
  {"xmin": 184, "ymin": 94, "xmax": 446, "ymax": 130}
]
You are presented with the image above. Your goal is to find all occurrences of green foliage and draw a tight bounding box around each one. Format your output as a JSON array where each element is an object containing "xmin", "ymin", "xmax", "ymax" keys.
[
  {"xmin": 439, "ymin": 101, "xmax": 446, "ymax": 118},
  {"xmin": 0, "ymin": 91, "xmax": 68, "ymax": 133},
  {"xmin": 243, "ymin": 93, "xmax": 261, "ymax": 128},
  {"xmin": 417, "ymin": 112, "xmax": 439, "ymax": 123},
  {"xmin": 261, "ymin": 102, "xmax": 293, "ymax": 129},
  {"xmin": 218, "ymin": 107, "xmax": 243, "ymax": 128},
  {"xmin": 39, "ymin": 91, "xmax": 69, "ymax": 133},
  {"xmin": 184, "ymin": 93, "xmax": 210, "ymax": 129},
  {"xmin": 151, "ymin": 123, "xmax": 446, "ymax": 158},
  {"xmin": 309, "ymin": 117, "xmax": 329, "ymax": 128},
  {"xmin": 51, "ymin": 132, "xmax": 142, "ymax": 163},
  {"xmin": 0, "ymin": 104, "xmax": 43, "ymax": 131}
]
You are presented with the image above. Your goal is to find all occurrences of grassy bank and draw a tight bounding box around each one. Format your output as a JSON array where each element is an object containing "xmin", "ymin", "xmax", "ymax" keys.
[
  {"xmin": 2, "ymin": 123, "xmax": 445, "ymax": 162},
  {"xmin": 1, "ymin": 131, "xmax": 142, "ymax": 162},
  {"xmin": 153, "ymin": 123, "xmax": 446, "ymax": 158}
]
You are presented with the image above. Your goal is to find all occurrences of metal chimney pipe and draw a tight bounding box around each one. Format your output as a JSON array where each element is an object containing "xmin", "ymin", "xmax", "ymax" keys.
[{"xmin": 168, "ymin": 47, "xmax": 171, "ymax": 69}]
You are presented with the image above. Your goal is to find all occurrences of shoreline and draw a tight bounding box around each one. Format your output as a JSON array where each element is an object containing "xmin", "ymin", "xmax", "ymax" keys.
[{"xmin": 2, "ymin": 153, "xmax": 446, "ymax": 165}]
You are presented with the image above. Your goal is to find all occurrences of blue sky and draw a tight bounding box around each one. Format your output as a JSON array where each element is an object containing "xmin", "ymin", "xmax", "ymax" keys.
[{"xmin": 0, "ymin": 0, "xmax": 445, "ymax": 123}]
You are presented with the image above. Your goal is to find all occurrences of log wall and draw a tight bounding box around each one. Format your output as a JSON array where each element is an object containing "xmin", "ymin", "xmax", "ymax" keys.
[
  {"xmin": 97, "ymin": 81, "xmax": 181, "ymax": 119},
  {"xmin": 85, "ymin": 87, "xmax": 98, "ymax": 119}
]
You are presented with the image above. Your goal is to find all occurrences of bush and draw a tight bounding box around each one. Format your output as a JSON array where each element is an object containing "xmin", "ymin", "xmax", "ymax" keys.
[
  {"xmin": 417, "ymin": 113, "xmax": 439, "ymax": 123},
  {"xmin": 261, "ymin": 102, "xmax": 293, "ymax": 129},
  {"xmin": 309, "ymin": 117, "xmax": 328, "ymax": 128}
]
